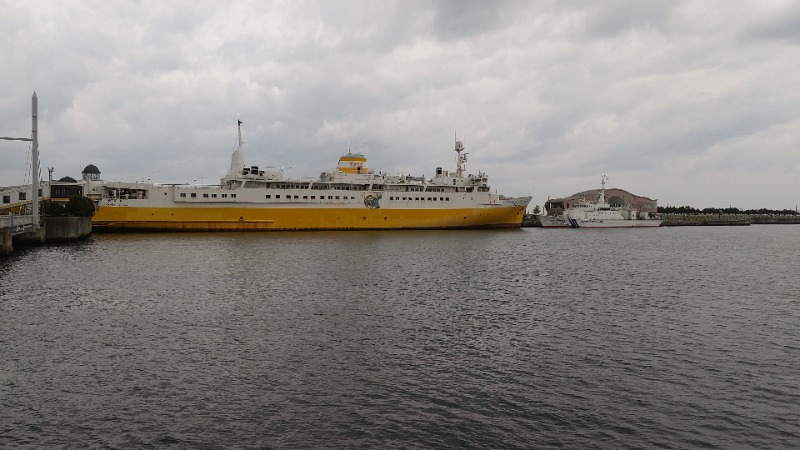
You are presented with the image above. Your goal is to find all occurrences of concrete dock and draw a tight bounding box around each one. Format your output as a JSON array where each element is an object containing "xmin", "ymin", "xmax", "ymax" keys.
[{"xmin": 1, "ymin": 216, "xmax": 92, "ymax": 257}]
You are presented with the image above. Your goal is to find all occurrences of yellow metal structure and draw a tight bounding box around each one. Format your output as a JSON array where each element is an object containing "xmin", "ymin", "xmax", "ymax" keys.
[{"xmin": 92, "ymin": 204, "xmax": 527, "ymax": 231}]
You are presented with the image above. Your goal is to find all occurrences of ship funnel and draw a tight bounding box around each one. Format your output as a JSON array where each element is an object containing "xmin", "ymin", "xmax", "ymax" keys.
[
  {"xmin": 337, "ymin": 152, "xmax": 368, "ymax": 174},
  {"xmin": 227, "ymin": 120, "xmax": 245, "ymax": 177}
]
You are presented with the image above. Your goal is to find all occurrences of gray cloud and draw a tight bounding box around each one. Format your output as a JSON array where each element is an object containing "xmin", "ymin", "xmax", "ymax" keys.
[
  {"xmin": 579, "ymin": 0, "xmax": 681, "ymax": 39},
  {"xmin": 743, "ymin": 2, "xmax": 800, "ymax": 43},
  {"xmin": 2, "ymin": 0, "xmax": 798, "ymax": 210},
  {"xmin": 430, "ymin": 0, "xmax": 524, "ymax": 41}
]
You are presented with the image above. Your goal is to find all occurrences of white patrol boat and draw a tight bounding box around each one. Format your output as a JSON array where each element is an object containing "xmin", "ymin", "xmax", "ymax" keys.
[{"xmin": 537, "ymin": 175, "xmax": 662, "ymax": 228}]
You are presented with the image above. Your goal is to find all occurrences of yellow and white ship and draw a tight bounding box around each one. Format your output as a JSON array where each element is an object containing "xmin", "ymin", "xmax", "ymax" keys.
[{"xmin": 90, "ymin": 122, "xmax": 531, "ymax": 231}]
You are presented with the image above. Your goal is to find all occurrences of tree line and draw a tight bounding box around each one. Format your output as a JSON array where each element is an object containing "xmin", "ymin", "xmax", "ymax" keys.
[
  {"xmin": 657, "ymin": 205, "xmax": 798, "ymax": 215},
  {"xmin": 41, "ymin": 196, "xmax": 96, "ymax": 217}
]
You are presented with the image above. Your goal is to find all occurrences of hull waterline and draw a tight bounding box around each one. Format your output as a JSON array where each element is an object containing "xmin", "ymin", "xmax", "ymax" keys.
[
  {"xmin": 536, "ymin": 214, "xmax": 662, "ymax": 228},
  {"xmin": 93, "ymin": 205, "xmax": 528, "ymax": 231}
]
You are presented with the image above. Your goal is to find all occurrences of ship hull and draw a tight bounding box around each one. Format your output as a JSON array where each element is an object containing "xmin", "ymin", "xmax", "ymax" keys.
[
  {"xmin": 537, "ymin": 215, "xmax": 662, "ymax": 228},
  {"xmin": 88, "ymin": 123, "xmax": 531, "ymax": 232},
  {"xmin": 93, "ymin": 204, "xmax": 528, "ymax": 231}
]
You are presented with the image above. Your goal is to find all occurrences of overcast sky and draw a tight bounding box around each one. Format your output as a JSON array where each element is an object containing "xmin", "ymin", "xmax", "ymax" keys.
[{"xmin": 2, "ymin": 0, "xmax": 799, "ymax": 210}]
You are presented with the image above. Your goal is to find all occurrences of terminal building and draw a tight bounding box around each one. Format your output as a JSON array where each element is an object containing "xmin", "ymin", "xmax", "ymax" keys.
[
  {"xmin": 2, "ymin": 164, "xmax": 103, "ymax": 206},
  {"xmin": 544, "ymin": 187, "xmax": 659, "ymax": 218},
  {"xmin": 45, "ymin": 164, "xmax": 103, "ymax": 201}
]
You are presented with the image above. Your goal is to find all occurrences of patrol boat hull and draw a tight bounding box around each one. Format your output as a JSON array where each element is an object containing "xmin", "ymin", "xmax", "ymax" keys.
[{"xmin": 536, "ymin": 214, "xmax": 662, "ymax": 228}]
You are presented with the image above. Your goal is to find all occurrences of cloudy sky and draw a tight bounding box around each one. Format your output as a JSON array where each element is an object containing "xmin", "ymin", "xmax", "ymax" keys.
[{"xmin": 2, "ymin": 0, "xmax": 799, "ymax": 210}]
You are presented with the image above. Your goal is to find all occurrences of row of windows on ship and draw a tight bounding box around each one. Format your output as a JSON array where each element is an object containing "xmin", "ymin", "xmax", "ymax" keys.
[
  {"xmin": 179, "ymin": 192, "xmax": 453, "ymax": 202},
  {"xmin": 254, "ymin": 184, "xmax": 450, "ymax": 192}
]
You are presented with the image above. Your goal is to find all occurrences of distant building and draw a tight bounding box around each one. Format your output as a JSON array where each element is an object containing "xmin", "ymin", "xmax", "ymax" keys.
[
  {"xmin": 49, "ymin": 176, "xmax": 83, "ymax": 198},
  {"xmin": 81, "ymin": 164, "xmax": 104, "ymax": 201},
  {"xmin": 545, "ymin": 187, "xmax": 659, "ymax": 218},
  {"xmin": 42, "ymin": 165, "xmax": 102, "ymax": 200}
]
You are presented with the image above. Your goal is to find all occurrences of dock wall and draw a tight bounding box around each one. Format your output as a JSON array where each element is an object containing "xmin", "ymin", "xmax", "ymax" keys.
[
  {"xmin": 521, "ymin": 214, "xmax": 541, "ymax": 227},
  {"xmin": 661, "ymin": 214, "xmax": 751, "ymax": 226},
  {"xmin": 1, "ymin": 228, "xmax": 12, "ymax": 256},
  {"xmin": 2, "ymin": 216, "xmax": 92, "ymax": 257},
  {"xmin": 44, "ymin": 216, "xmax": 93, "ymax": 241},
  {"xmin": 751, "ymin": 216, "xmax": 800, "ymax": 225},
  {"xmin": 663, "ymin": 214, "xmax": 800, "ymax": 226}
]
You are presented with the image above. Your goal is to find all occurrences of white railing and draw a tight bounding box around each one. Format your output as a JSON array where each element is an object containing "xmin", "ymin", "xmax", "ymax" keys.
[{"xmin": 0, "ymin": 214, "xmax": 35, "ymax": 234}]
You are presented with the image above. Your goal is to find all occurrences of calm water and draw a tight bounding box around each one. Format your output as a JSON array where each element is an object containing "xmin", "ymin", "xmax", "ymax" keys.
[{"xmin": 1, "ymin": 226, "xmax": 799, "ymax": 449}]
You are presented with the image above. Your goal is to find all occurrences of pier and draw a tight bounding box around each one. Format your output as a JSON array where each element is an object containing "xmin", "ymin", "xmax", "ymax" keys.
[
  {"xmin": 521, "ymin": 214, "xmax": 541, "ymax": 227},
  {"xmin": 1, "ymin": 194, "xmax": 93, "ymax": 256},
  {"xmin": 1, "ymin": 93, "xmax": 40, "ymax": 255},
  {"xmin": 1, "ymin": 93, "xmax": 92, "ymax": 256},
  {"xmin": 0, "ymin": 213, "xmax": 37, "ymax": 256},
  {"xmin": 661, "ymin": 214, "xmax": 752, "ymax": 226},
  {"xmin": 662, "ymin": 214, "xmax": 800, "ymax": 226}
]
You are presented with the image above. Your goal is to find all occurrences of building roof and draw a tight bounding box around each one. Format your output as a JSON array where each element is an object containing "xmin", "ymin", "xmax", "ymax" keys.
[
  {"xmin": 57, "ymin": 176, "xmax": 77, "ymax": 182},
  {"xmin": 82, "ymin": 164, "xmax": 100, "ymax": 174},
  {"xmin": 547, "ymin": 188, "xmax": 658, "ymax": 204},
  {"xmin": 568, "ymin": 188, "xmax": 657, "ymax": 202}
]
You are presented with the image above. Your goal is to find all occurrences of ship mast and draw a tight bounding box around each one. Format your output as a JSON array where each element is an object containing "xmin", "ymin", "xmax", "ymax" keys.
[
  {"xmin": 599, "ymin": 174, "xmax": 607, "ymax": 204},
  {"xmin": 454, "ymin": 133, "xmax": 467, "ymax": 178}
]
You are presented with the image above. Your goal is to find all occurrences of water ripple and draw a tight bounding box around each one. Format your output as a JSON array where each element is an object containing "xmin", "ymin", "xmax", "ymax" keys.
[{"xmin": 1, "ymin": 227, "xmax": 799, "ymax": 448}]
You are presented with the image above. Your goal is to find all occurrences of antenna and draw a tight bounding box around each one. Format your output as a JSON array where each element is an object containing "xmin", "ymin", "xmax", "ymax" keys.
[{"xmin": 599, "ymin": 174, "xmax": 607, "ymax": 204}]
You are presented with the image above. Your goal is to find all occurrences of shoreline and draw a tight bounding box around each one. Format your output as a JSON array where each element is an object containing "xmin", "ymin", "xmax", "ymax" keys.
[{"xmin": 523, "ymin": 213, "xmax": 800, "ymax": 227}]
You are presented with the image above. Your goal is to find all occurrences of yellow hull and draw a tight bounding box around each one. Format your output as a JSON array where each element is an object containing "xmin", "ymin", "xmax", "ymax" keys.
[{"xmin": 92, "ymin": 205, "xmax": 527, "ymax": 231}]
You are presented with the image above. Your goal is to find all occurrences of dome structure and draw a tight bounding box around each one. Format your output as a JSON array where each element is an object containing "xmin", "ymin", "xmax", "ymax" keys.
[{"xmin": 82, "ymin": 164, "xmax": 101, "ymax": 181}]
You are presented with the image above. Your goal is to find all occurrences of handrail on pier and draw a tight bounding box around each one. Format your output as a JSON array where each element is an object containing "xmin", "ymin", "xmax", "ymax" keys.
[{"xmin": 0, "ymin": 214, "xmax": 35, "ymax": 235}]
